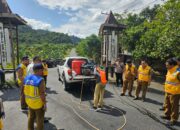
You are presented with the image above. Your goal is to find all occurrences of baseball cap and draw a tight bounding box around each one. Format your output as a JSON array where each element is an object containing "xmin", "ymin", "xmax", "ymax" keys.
[
  {"xmin": 21, "ymin": 56, "xmax": 29, "ymax": 61},
  {"xmin": 33, "ymin": 63, "xmax": 44, "ymax": 71}
]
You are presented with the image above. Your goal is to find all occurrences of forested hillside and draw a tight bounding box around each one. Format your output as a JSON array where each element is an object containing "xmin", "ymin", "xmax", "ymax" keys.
[
  {"xmin": 16, "ymin": 25, "xmax": 79, "ymax": 61},
  {"xmin": 18, "ymin": 25, "xmax": 81, "ymax": 44}
]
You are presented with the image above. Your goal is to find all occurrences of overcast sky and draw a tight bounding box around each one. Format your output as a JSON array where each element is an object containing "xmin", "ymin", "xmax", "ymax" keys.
[{"xmin": 7, "ymin": 0, "xmax": 166, "ymax": 38}]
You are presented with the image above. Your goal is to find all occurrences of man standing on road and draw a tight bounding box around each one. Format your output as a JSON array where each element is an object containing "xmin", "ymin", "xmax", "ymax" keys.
[
  {"xmin": 161, "ymin": 58, "xmax": 180, "ymax": 126},
  {"xmin": 114, "ymin": 58, "xmax": 124, "ymax": 87},
  {"xmin": 24, "ymin": 63, "xmax": 46, "ymax": 130},
  {"xmin": 160, "ymin": 57, "xmax": 180, "ymax": 111},
  {"xmin": 0, "ymin": 98, "xmax": 5, "ymax": 130},
  {"xmin": 42, "ymin": 60, "xmax": 48, "ymax": 87},
  {"xmin": 27, "ymin": 56, "xmax": 41, "ymax": 75},
  {"xmin": 16, "ymin": 56, "xmax": 29, "ymax": 110},
  {"xmin": 134, "ymin": 59, "xmax": 152, "ymax": 101},
  {"xmin": 93, "ymin": 61, "xmax": 107, "ymax": 110},
  {"xmin": 121, "ymin": 59, "xmax": 137, "ymax": 97}
]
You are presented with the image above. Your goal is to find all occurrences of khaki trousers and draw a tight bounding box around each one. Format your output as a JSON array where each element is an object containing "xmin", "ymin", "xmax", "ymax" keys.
[
  {"xmin": 122, "ymin": 79, "xmax": 134, "ymax": 95},
  {"xmin": 28, "ymin": 107, "xmax": 45, "ymax": 130},
  {"xmin": 135, "ymin": 81, "xmax": 148, "ymax": 99},
  {"xmin": 164, "ymin": 93, "xmax": 180, "ymax": 122},
  {"xmin": 93, "ymin": 83, "xmax": 105, "ymax": 107},
  {"xmin": 19, "ymin": 83, "xmax": 27, "ymax": 109}
]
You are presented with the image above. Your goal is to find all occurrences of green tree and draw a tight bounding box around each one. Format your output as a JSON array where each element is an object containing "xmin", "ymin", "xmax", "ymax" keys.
[{"xmin": 76, "ymin": 34, "xmax": 101, "ymax": 63}]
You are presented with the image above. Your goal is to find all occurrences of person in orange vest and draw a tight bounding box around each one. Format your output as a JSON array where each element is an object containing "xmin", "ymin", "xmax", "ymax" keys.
[
  {"xmin": 134, "ymin": 59, "xmax": 152, "ymax": 101},
  {"xmin": 24, "ymin": 63, "xmax": 46, "ymax": 130},
  {"xmin": 160, "ymin": 58, "xmax": 180, "ymax": 126},
  {"xmin": 16, "ymin": 56, "xmax": 30, "ymax": 110},
  {"xmin": 0, "ymin": 98, "xmax": 5, "ymax": 130},
  {"xmin": 121, "ymin": 59, "xmax": 137, "ymax": 97},
  {"xmin": 42, "ymin": 60, "xmax": 48, "ymax": 86},
  {"xmin": 93, "ymin": 61, "xmax": 107, "ymax": 110}
]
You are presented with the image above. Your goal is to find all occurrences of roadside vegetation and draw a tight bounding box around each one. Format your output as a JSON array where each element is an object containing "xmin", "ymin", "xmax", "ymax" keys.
[
  {"xmin": 76, "ymin": 34, "xmax": 101, "ymax": 63},
  {"xmin": 76, "ymin": 0, "xmax": 179, "ymax": 74},
  {"xmin": 116, "ymin": 0, "xmax": 179, "ymax": 60},
  {"xmin": 17, "ymin": 25, "xmax": 78, "ymax": 60}
]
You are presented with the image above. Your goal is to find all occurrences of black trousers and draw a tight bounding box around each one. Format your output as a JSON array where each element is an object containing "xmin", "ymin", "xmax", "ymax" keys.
[
  {"xmin": 115, "ymin": 73, "xmax": 123, "ymax": 86},
  {"xmin": 43, "ymin": 76, "xmax": 47, "ymax": 86}
]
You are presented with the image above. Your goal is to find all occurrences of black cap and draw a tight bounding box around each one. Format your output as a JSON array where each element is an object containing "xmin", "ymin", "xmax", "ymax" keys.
[
  {"xmin": 21, "ymin": 56, "xmax": 29, "ymax": 61},
  {"xmin": 33, "ymin": 63, "xmax": 44, "ymax": 71},
  {"xmin": 126, "ymin": 59, "xmax": 132, "ymax": 64}
]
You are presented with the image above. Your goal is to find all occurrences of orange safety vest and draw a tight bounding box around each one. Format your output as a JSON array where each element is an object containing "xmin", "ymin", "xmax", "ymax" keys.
[
  {"xmin": 165, "ymin": 65, "xmax": 180, "ymax": 95},
  {"xmin": 138, "ymin": 65, "xmax": 151, "ymax": 82},
  {"xmin": 97, "ymin": 67, "xmax": 107, "ymax": 85}
]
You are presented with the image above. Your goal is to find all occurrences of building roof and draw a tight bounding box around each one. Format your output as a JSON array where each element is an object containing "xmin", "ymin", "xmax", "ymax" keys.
[
  {"xmin": 99, "ymin": 11, "xmax": 126, "ymax": 35},
  {"xmin": 0, "ymin": 0, "xmax": 12, "ymax": 13},
  {"xmin": 0, "ymin": 0, "xmax": 26, "ymax": 26}
]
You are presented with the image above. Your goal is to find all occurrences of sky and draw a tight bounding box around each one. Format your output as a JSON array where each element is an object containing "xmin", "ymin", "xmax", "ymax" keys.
[{"xmin": 6, "ymin": 0, "xmax": 166, "ymax": 38}]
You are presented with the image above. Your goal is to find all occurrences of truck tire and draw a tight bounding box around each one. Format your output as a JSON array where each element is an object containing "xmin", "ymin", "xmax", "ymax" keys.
[
  {"xmin": 57, "ymin": 68, "xmax": 61, "ymax": 81},
  {"xmin": 63, "ymin": 77, "xmax": 70, "ymax": 91}
]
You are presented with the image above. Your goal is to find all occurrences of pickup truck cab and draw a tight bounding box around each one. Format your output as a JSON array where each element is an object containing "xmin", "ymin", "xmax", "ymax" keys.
[{"xmin": 57, "ymin": 56, "xmax": 96, "ymax": 90}]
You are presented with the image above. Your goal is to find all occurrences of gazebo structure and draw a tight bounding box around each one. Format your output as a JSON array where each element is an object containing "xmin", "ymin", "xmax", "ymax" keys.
[
  {"xmin": 0, "ymin": 0, "xmax": 27, "ymax": 80},
  {"xmin": 99, "ymin": 11, "xmax": 126, "ymax": 65}
]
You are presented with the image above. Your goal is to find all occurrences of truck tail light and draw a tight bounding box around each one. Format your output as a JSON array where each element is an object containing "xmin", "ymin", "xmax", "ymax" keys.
[{"xmin": 67, "ymin": 69, "xmax": 72, "ymax": 76}]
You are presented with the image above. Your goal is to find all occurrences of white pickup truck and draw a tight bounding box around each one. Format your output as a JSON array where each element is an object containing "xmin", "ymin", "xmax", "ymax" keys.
[{"xmin": 57, "ymin": 56, "xmax": 96, "ymax": 91}]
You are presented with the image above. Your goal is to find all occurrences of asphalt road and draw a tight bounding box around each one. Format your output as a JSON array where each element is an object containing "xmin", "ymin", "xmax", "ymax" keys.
[
  {"xmin": 1, "ymin": 67, "xmax": 180, "ymax": 130},
  {"xmin": 1, "ymin": 49, "xmax": 180, "ymax": 130}
]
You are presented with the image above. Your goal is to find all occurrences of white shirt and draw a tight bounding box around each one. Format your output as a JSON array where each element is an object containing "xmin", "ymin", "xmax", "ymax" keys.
[{"xmin": 27, "ymin": 63, "xmax": 34, "ymax": 75}]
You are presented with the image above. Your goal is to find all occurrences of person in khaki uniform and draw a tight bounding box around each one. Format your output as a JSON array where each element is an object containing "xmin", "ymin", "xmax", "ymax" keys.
[
  {"xmin": 134, "ymin": 59, "xmax": 152, "ymax": 101},
  {"xmin": 160, "ymin": 58, "xmax": 180, "ymax": 126},
  {"xmin": 121, "ymin": 59, "xmax": 137, "ymax": 97},
  {"xmin": 16, "ymin": 56, "xmax": 29, "ymax": 110},
  {"xmin": 24, "ymin": 63, "xmax": 46, "ymax": 130},
  {"xmin": 42, "ymin": 60, "xmax": 48, "ymax": 86},
  {"xmin": 160, "ymin": 57, "xmax": 180, "ymax": 111},
  {"xmin": 0, "ymin": 98, "xmax": 5, "ymax": 130},
  {"xmin": 93, "ymin": 62, "xmax": 107, "ymax": 110}
]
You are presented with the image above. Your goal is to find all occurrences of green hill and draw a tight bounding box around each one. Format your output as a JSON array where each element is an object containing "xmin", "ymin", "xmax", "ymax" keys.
[{"xmin": 18, "ymin": 25, "xmax": 81, "ymax": 44}]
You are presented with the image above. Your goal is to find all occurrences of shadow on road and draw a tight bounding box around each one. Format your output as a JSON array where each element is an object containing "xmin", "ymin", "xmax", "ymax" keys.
[
  {"xmin": 97, "ymin": 105, "xmax": 126, "ymax": 117},
  {"xmin": 46, "ymin": 87, "xmax": 58, "ymax": 95},
  {"xmin": 148, "ymin": 87, "xmax": 165, "ymax": 96},
  {"xmin": 144, "ymin": 98, "xmax": 163, "ymax": 106},
  {"xmin": 0, "ymin": 87, "xmax": 20, "ymax": 101},
  {"xmin": 67, "ymin": 84, "xmax": 114, "ymax": 101}
]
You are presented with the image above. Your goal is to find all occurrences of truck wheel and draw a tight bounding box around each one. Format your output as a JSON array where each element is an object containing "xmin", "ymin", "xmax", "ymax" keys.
[
  {"xmin": 57, "ymin": 69, "xmax": 61, "ymax": 81},
  {"xmin": 63, "ymin": 77, "xmax": 69, "ymax": 91}
]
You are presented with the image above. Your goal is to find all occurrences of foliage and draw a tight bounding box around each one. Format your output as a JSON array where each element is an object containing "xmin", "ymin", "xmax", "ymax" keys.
[
  {"xmin": 76, "ymin": 34, "xmax": 101, "ymax": 63},
  {"xmin": 116, "ymin": 0, "xmax": 180, "ymax": 60},
  {"xmin": 19, "ymin": 43, "xmax": 73, "ymax": 60},
  {"xmin": 18, "ymin": 25, "xmax": 81, "ymax": 44}
]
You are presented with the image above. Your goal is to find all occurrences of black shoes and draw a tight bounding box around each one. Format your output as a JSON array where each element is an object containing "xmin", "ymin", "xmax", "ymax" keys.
[
  {"xmin": 159, "ymin": 106, "xmax": 165, "ymax": 111},
  {"xmin": 21, "ymin": 107, "xmax": 28, "ymax": 111},
  {"xmin": 128, "ymin": 93, "xmax": 134, "ymax": 97},
  {"xmin": 120, "ymin": 93, "xmax": 125, "ymax": 96},
  {"xmin": 133, "ymin": 97, "xmax": 139, "ymax": 100},
  {"xmin": 167, "ymin": 120, "xmax": 178, "ymax": 126},
  {"xmin": 160, "ymin": 115, "xmax": 170, "ymax": 120}
]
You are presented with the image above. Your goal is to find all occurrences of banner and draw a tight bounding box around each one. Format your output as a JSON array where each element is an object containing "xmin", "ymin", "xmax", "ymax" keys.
[
  {"xmin": 0, "ymin": 22, "xmax": 7, "ymax": 66},
  {"xmin": 4, "ymin": 28, "xmax": 12, "ymax": 63}
]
